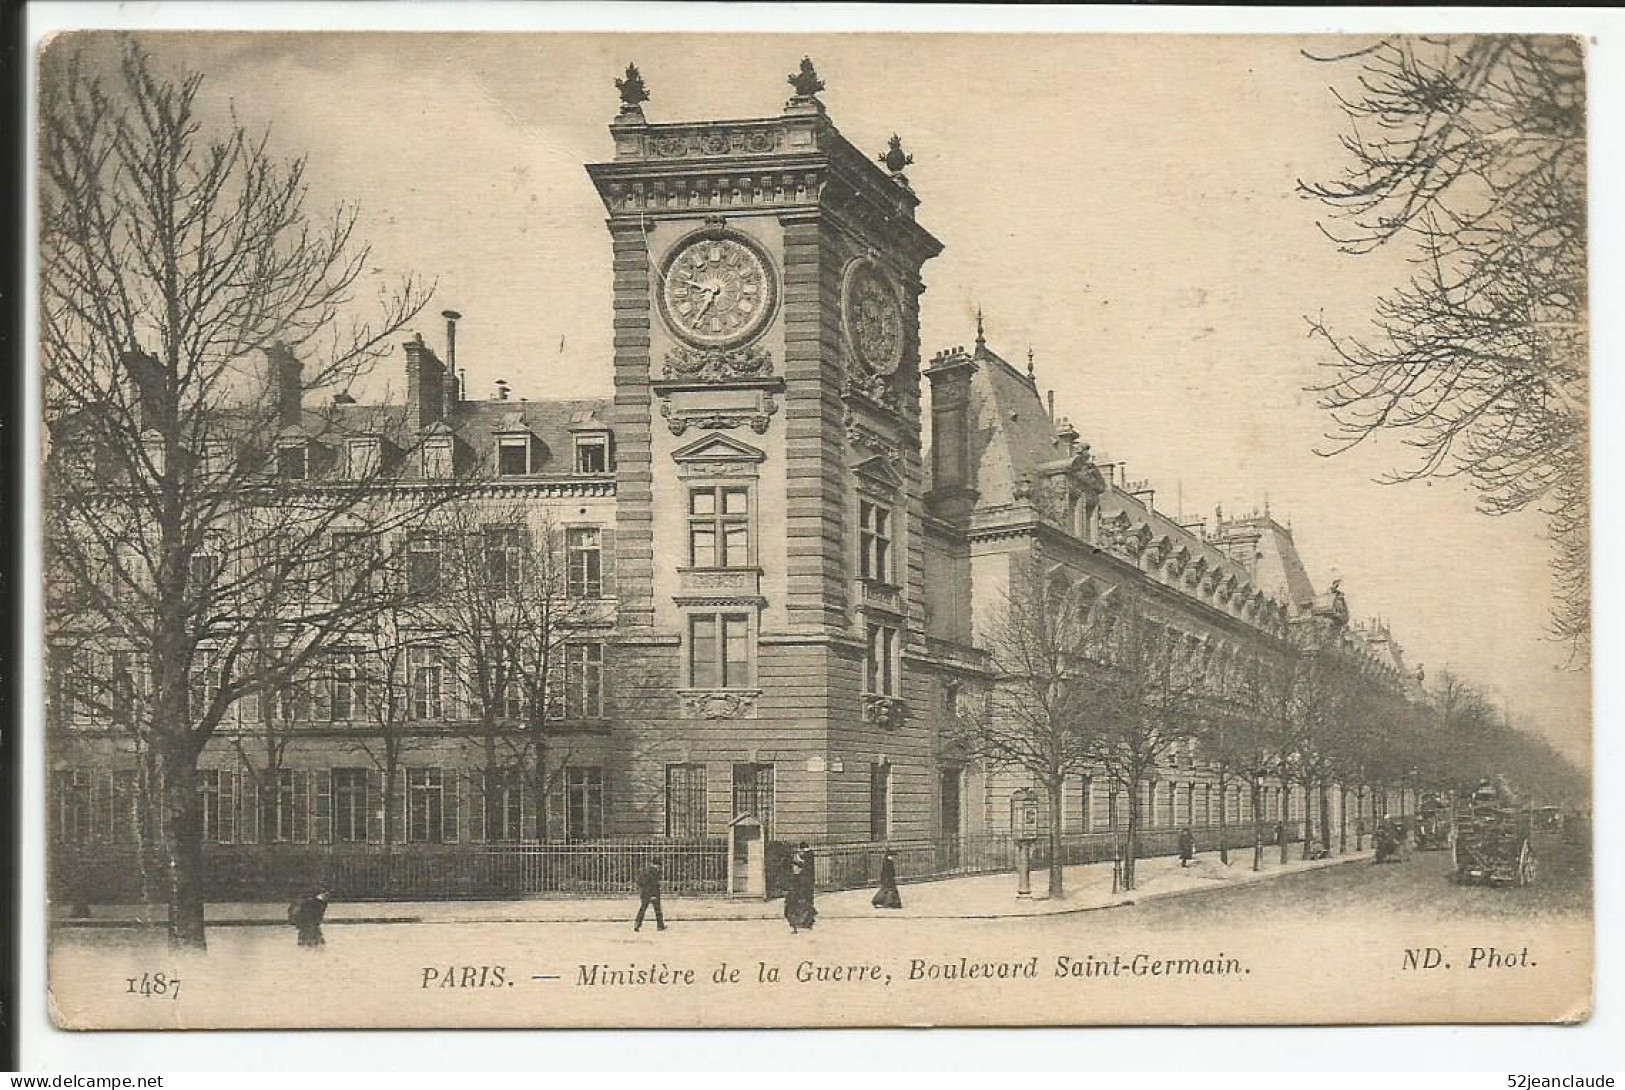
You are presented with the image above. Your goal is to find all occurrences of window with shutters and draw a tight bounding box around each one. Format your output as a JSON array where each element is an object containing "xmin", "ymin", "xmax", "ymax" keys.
[
  {"xmin": 188, "ymin": 547, "xmax": 221, "ymax": 601},
  {"xmin": 329, "ymin": 650, "xmax": 363, "ymax": 722},
  {"xmin": 869, "ymin": 762, "xmax": 891, "ymax": 842},
  {"xmin": 407, "ymin": 533, "xmax": 442, "ymax": 599},
  {"xmin": 330, "ymin": 530, "xmax": 371, "ymax": 601},
  {"xmin": 565, "ymin": 767, "xmax": 603, "ymax": 841},
  {"xmin": 408, "ymin": 767, "xmax": 445, "ymax": 843},
  {"xmin": 688, "ymin": 613, "xmax": 750, "ymax": 689},
  {"xmin": 664, "ymin": 764, "xmax": 708, "ymax": 838},
  {"xmin": 260, "ymin": 769, "xmax": 296, "ymax": 843},
  {"xmin": 197, "ymin": 770, "xmax": 222, "ymax": 843},
  {"xmin": 484, "ymin": 527, "xmax": 522, "ymax": 598},
  {"xmin": 566, "ymin": 527, "xmax": 602, "ymax": 598},
  {"xmin": 485, "ymin": 767, "xmax": 523, "ymax": 842},
  {"xmin": 53, "ymin": 770, "xmax": 92, "ymax": 844},
  {"xmin": 332, "ymin": 768, "xmax": 368, "ymax": 843},
  {"xmin": 410, "ymin": 646, "xmax": 445, "ymax": 721},
  {"xmin": 188, "ymin": 652, "xmax": 221, "ymax": 719},
  {"xmin": 565, "ymin": 643, "xmax": 604, "ymax": 719},
  {"xmin": 731, "ymin": 763, "xmax": 774, "ymax": 839},
  {"xmin": 864, "ymin": 622, "xmax": 898, "ymax": 696},
  {"xmin": 110, "ymin": 650, "xmax": 150, "ymax": 723},
  {"xmin": 688, "ymin": 486, "xmax": 750, "ymax": 569},
  {"xmin": 859, "ymin": 500, "xmax": 894, "ymax": 583}
]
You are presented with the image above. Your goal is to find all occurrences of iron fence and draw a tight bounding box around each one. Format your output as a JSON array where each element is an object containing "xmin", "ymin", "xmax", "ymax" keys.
[{"xmin": 52, "ymin": 819, "xmax": 1307, "ymax": 904}]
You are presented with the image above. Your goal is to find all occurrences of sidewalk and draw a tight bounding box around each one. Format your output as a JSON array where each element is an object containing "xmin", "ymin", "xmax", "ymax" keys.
[{"xmin": 54, "ymin": 845, "xmax": 1372, "ymax": 928}]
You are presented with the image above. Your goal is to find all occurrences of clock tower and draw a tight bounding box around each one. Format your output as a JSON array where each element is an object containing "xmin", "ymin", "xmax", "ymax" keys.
[{"xmin": 587, "ymin": 60, "xmax": 946, "ymax": 842}]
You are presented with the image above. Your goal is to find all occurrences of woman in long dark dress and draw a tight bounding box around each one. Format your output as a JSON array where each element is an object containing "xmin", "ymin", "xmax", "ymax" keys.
[
  {"xmin": 872, "ymin": 850, "xmax": 902, "ymax": 909},
  {"xmin": 785, "ymin": 843, "xmax": 818, "ymax": 932}
]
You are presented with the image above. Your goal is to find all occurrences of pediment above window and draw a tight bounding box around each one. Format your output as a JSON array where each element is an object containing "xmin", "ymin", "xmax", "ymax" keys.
[{"xmin": 671, "ymin": 432, "xmax": 767, "ymax": 466}]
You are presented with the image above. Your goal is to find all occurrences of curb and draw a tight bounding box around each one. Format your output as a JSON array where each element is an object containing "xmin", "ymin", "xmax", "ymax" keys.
[{"xmin": 54, "ymin": 854, "xmax": 1371, "ymax": 929}]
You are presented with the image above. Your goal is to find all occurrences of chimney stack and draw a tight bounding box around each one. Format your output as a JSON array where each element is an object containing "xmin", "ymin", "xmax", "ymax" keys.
[
  {"xmin": 266, "ymin": 343, "xmax": 304, "ymax": 429},
  {"xmin": 403, "ymin": 333, "xmax": 446, "ymax": 434},
  {"xmin": 923, "ymin": 343, "xmax": 981, "ymax": 526},
  {"xmin": 441, "ymin": 310, "xmax": 462, "ymax": 416}
]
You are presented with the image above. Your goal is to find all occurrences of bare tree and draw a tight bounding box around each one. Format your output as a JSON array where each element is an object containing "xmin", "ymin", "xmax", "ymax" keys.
[
  {"xmin": 433, "ymin": 504, "xmax": 607, "ymax": 841},
  {"xmin": 1207, "ymin": 654, "xmax": 1287, "ymax": 871},
  {"xmin": 952, "ymin": 555, "xmax": 1103, "ymax": 897},
  {"xmin": 1085, "ymin": 587, "xmax": 1209, "ymax": 890},
  {"xmin": 40, "ymin": 39, "xmax": 440, "ymax": 948},
  {"xmin": 1301, "ymin": 36, "xmax": 1588, "ymax": 655}
]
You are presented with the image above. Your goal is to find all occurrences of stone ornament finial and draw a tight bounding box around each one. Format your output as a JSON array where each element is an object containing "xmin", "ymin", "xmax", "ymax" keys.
[
  {"xmin": 616, "ymin": 63, "xmax": 650, "ymax": 112},
  {"xmin": 788, "ymin": 56, "xmax": 825, "ymax": 98},
  {"xmin": 879, "ymin": 134, "xmax": 913, "ymax": 175}
]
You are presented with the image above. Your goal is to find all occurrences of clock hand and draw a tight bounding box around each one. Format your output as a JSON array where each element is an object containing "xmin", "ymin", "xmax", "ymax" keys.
[{"xmin": 693, "ymin": 284, "xmax": 721, "ymax": 319}]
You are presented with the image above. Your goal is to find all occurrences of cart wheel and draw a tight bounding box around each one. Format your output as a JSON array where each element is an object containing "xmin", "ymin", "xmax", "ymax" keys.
[{"xmin": 1516, "ymin": 842, "xmax": 1537, "ymax": 888}]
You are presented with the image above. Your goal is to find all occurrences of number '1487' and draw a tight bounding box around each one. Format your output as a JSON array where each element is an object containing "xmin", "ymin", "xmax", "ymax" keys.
[{"xmin": 125, "ymin": 972, "xmax": 181, "ymax": 1000}]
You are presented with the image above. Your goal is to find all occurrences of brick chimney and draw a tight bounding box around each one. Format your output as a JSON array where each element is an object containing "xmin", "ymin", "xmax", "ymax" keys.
[
  {"xmin": 266, "ymin": 343, "xmax": 304, "ymax": 429},
  {"xmin": 924, "ymin": 344, "xmax": 980, "ymax": 525},
  {"xmin": 403, "ymin": 333, "xmax": 446, "ymax": 434}
]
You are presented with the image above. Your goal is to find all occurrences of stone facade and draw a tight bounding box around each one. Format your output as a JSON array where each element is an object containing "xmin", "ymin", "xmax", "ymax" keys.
[{"xmin": 47, "ymin": 71, "xmax": 1425, "ymax": 870}]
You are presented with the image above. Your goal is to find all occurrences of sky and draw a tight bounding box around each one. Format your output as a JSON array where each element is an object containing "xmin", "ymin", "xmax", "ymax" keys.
[{"xmin": 46, "ymin": 30, "xmax": 1591, "ymax": 763}]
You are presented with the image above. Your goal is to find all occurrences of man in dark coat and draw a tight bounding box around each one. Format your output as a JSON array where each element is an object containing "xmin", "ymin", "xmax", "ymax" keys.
[
  {"xmin": 1177, "ymin": 825, "xmax": 1196, "ymax": 867},
  {"xmin": 634, "ymin": 859, "xmax": 667, "ymax": 932},
  {"xmin": 288, "ymin": 890, "xmax": 330, "ymax": 948}
]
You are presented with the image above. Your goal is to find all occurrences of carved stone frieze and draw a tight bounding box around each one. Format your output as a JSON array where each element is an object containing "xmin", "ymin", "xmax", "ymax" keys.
[
  {"xmin": 681, "ymin": 690, "xmax": 760, "ymax": 720},
  {"xmin": 842, "ymin": 407, "xmax": 904, "ymax": 462},
  {"xmin": 662, "ymin": 343, "xmax": 775, "ymax": 383},
  {"xmin": 862, "ymin": 694, "xmax": 906, "ymax": 730},
  {"xmin": 842, "ymin": 363, "xmax": 901, "ymax": 415},
  {"xmin": 648, "ymin": 127, "xmax": 784, "ymax": 159}
]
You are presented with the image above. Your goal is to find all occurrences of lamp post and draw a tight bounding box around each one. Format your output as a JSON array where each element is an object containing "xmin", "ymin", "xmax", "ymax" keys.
[{"xmin": 1011, "ymin": 788, "xmax": 1040, "ymax": 899}]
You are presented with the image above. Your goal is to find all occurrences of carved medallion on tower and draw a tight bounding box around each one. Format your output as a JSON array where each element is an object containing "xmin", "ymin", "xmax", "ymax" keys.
[
  {"xmin": 842, "ymin": 258, "xmax": 904, "ymax": 376},
  {"xmin": 658, "ymin": 224, "xmax": 778, "ymax": 353}
]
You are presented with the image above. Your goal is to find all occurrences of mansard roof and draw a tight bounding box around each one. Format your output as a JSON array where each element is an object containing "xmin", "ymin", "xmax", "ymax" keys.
[{"xmin": 962, "ymin": 342, "xmax": 1078, "ymax": 507}]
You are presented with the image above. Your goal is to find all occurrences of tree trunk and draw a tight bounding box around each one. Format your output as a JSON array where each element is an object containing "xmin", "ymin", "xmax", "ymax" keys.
[
  {"xmin": 1278, "ymin": 784, "xmax": 1290, "ymax": 865},
  {"xmin": 162, "ymin": 748, "xmax": 207, "ymax": 950},
  {"xmin": 1250, "ymin": 779, "xmax": 1263, "ymax": 872},
  {"xmin": 1320, "ymin": 777, "xmax": 1334, "ymax": 857},
  {"xmin": 1338, "ymin": 785, "xmax": 1348, "ymax": 854},
  {"xmin": 1124, "ymin": 780, "xmax": 1141, "ymax": 891},
  {"xmin": 1300, "ymin": 781, "xmax": 1313, "ymax": 861},
  {"xmin": 1217, "ymin": 774, "xmax": 1230, "ymax": 866},
  {"xmin": 1046, "ymin": 778, "xmax": 1065, "ymax": 898}
]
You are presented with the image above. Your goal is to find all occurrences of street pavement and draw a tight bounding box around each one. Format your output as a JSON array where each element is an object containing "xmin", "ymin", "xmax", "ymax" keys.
[
  {"xmin": 54, "ymin": 843, "xmax": 1371, "ymax": 928},
  {"xmin": 46, "ymin": 842, "xmax": 1591, "ymax": 1029}
]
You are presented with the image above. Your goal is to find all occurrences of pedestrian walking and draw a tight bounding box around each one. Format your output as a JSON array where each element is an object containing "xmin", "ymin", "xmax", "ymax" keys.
[
  {"xmin": 1177, "ymin": 825, "xmax": 1196, "ymax": 867},
  {"xmin": 785, "ymin": 842, "xmax": 818, "ymax": 932},
  {"xmin": 871, "ymin": 849, "xmax": 903, "ymax": 910},
  {"xmin": 634, "ymin": 858, "xmax": 667, "ymax": 932},
  {"xmin": 288, "ymin": 889, "xmax": 330, "ymax": 949}
]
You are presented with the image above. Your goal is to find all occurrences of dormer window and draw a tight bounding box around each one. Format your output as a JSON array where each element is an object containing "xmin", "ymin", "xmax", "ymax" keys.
[
  {"xmin": 422, "ymin": 437, "xmax": 454, "ymax": 479},
  {"xmin": 277, "ymin": 442, "xmax": 307, "ymax": 481},
  {"xmin": 347, "ymin": 438, "xmax": 380, "ymax": 479},
  {"xmin": 497, "ymin": 435, "xmax": 531, "ymax": 477},
  {"xmin": 574, "ymin": 434, "xmax": 609, "ymax": 474}
]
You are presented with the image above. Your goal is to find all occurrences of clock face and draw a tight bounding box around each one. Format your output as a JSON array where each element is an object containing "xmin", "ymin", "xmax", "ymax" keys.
[
  {"xmin": 843, "ymin": 262, "xmax": 904, "ymax": 374},
  {"xmin": 659, "ymin": 233, "xmax": 777, "ymax": 349}
]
